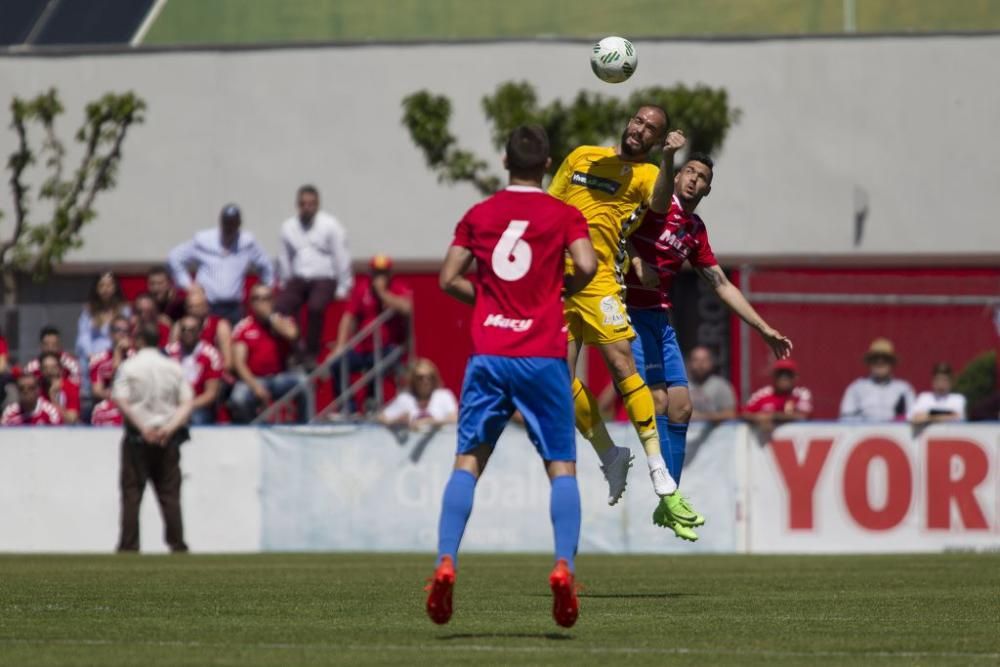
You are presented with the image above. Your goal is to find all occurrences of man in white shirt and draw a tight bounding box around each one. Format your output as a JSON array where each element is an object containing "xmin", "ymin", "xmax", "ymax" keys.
[
  {"xmin": 276, "ymin": 185, "xmax": 353, "ymax": 363},
  {"xmin": 909, "ymin": 362, "xmax": 966, "ymax": 423},
  {"xmin": 112, "ymin": 325, "xmax": 194, "ymax": 553},
  {"xmin": 168, "ymin": 204, "xmax": 275, "ymax": 325},
  {"xmin": 839, "ymin": 337, "xmax": 916, "ymax": 422}
]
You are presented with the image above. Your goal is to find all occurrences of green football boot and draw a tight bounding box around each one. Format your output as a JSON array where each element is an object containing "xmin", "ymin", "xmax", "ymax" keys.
[
  {"xmin": 652, "ymin": 496, "xmax": 699, "ymax": 542},
  {"xmin": 662, "ymin": 492, "xmax": 705, "ymax": 528}
]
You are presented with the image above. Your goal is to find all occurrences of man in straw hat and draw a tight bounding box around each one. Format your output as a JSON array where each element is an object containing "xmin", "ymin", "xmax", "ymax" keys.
[{"xmin": 839, "ymin": 337, "xmax": 915, "ymax": 422}]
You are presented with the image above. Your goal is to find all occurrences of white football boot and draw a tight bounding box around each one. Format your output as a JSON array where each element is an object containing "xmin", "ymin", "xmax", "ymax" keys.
[{"xmin": 601, "ymin": 446, "xmax": 634, "ymax": 505}]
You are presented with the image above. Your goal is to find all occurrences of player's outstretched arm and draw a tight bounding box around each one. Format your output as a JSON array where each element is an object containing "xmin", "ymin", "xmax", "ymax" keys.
[
  {"xmin": 564, "ymin": 238, "xmax": 597, "ymax": 297},
  {"xmin": 696, "ymin": 264, "xmax": 793, "ymax": 360},
  {"xmin": 439, "ymin": 246, "xmax": 477, "ymax": 305},
  {"xmin": 648, "ymin": 130, "xmax": 687, "ymax": 214}
]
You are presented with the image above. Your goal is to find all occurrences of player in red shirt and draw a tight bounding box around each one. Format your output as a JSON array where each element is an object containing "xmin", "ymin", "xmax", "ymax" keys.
[
  {"xmin": 425, "ymin": 125, "xmax": 596, "ymax": 629},
  {"xmin": 165, "ymin": 315, "xmax": 223, "ymax": 424},
  {"xmin": 743, "ymin": 359, "xmax": 812, "ymax": 437},
  {"xmin": 89, "ymin": 315, "xmax": 133, "ymax": 404},
  {"xmin": 230, "ymin": 284, "xmax": 304, "ymax": 423},
  {"xmin": 39, "ymin": 351, "xmax": 81, "ymax": 424},
  {"xmin": 90, "ymin": 398, "xmax": 124, "ymax": 426},
  {"xmin": 624, "ymin": 149, "xmax": 793, "ymax": 541},
  {"xmin": 23, "ymin": 325, "xmax": 82, "ymax": 386},
  {"xmin": 1, "ymin": 373, "xmax": 62, "ymax": 426}
]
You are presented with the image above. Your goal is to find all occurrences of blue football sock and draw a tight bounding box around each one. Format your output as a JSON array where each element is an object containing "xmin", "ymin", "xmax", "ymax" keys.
[
  {"xmin": 549, "ymin": 475, "xmax": 581, "ymax": 571},
  {"xmin": 437, "ymin": 469, "xmax": 477, "ymax": 567},
  {"xmin": 657, "ymin": 415, "xmax": 689, "ymax": 485}
]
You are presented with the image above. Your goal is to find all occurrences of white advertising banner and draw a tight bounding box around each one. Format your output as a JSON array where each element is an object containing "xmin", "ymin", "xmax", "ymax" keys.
[
  {"xmin": 0, "ymin": 427, "xmax": 261, "ymax": 553},
  {"xmin": 748, "ymin": 423, "xmax": 1000, "ymax": 553},
  {"xmin": 258, "ymin": 422, "xmax": 744, "ymax": 554}
]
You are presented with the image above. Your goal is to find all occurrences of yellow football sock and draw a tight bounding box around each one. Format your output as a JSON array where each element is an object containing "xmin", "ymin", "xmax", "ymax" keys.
[
  {"xmin": 571, "ymin": 377, "xmax": 615, "ymax": 455},
  {"xmin": 617, "ymin": 373, "xmax": 661, "ymax": 457}
]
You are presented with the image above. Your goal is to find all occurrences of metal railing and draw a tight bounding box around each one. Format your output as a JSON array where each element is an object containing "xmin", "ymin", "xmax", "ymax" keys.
[{"xmin": 251, "ymin": 309, "xmax": 414, "ymax": 425}]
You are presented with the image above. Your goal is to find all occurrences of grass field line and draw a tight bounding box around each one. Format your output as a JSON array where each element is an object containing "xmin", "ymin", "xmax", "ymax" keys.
[{"xmin": 3, "ymin": 638, "xmax": 998, "ymax": 660}]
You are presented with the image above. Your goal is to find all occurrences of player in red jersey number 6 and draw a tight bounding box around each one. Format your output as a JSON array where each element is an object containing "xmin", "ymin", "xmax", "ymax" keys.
[{"xmin": 425, "ymin": 125, "xmax": 597, "ymax": 628}]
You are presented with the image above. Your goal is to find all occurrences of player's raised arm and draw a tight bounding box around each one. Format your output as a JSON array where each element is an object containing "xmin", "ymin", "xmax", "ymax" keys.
[
  {"xmin": 695, "ymin": 264, "xmax": 793, "ymax": 360},
  {"xmin": 564, "ymin": 238, "xmax": 597, "ymax": 297},
  {"xmin": 648, "ymin": 130, "xmax": 687, "ymax": 214},
  {"xmin": 439, "ymin": 245, "xmax": 476, "ymax": 305}
]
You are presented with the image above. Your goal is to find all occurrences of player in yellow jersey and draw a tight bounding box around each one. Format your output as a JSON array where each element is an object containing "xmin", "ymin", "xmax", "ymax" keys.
[{"xmin": 549, "ymin": 105, "xmax": 686, "ymax": 505}]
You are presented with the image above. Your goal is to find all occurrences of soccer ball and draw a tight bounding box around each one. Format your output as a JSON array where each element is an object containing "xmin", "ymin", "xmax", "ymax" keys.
[{"xmin": 590, "ymin": 36, "xmax": 637, "ymax": 84}]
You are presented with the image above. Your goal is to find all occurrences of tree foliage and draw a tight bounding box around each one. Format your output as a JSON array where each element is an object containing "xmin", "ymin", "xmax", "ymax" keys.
[
  {"xmin": 402, "ymin": 81, "xmax": 740, "ymax": 195},
  {"xmin": 1, "ymin": 88, "xmax": 146, "ymax": 303},
  {"xmin": 955, "ymin": 349, "xmax": 997, "ymax": 412}
]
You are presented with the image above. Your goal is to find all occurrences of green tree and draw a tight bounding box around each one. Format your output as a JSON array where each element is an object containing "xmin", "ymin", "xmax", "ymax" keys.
[
  {"xmin": 1, "ymin": 89, "xmax": 146, "ymax": 304},
  {"xmin": 402, "ymin": 81, "xmax": 739, "ymax": 195}
]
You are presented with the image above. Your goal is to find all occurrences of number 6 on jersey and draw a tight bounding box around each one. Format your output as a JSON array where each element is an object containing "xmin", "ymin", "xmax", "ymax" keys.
[{"xmin": 491, "ymin": 220, "xmax": 532, "ymax": 281}]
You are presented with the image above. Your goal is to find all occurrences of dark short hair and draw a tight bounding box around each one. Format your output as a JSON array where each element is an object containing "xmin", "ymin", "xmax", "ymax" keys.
[
  {"xmin": 38, "ymin": 351, "xmax": 61, "ymax": 367},
  {"xmin": 505, "ymin": 125, "xmax": 550, "ymax": 173},
  {"xmin": 687, "ymin": 152, "xmax": 715, "ymax": 175},
  {"xmin": 39, "ymin": 325, "xmax": 60, "ymax": 341},
  {"xmin": 932, "ymin": 362, "xmax": 953, "ymax": 376},
  {"xmin": 137, "ymin": 325, "xmax": 161, "ymax": 348},
  {"xmin": 147, "ymin": 265, "xmax": 170, "ymax": 279},
  {"xmin": 297, "ymin": 184, "xmax": 319, "ymax": 199}
]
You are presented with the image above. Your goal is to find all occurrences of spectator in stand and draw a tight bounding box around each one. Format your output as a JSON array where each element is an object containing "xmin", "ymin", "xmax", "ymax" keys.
[
  {"xmin": 165, "ymin": 315, "xmax": 223, "ymax": 425},
  {"xmin": 131, "ymin": 292, "xmax": 171, "ymax": 348},
  {"xmin": 90, "ymin": 315, "xmax": 133, "ymax": 404},
  {"xmin": 909, "ymin": 362, "xmax": 966, "ymax": 423},
  {"xmin": 744, "ymin": 359, "xmax": 812, "ymax": 436},
  {"xmin": 168, "ymin": 204, "xmax": 275, "ymax": 325},
  {"xmin": 147, "ymin": 265, "xmax": 186, "ymax": 323},
  {"xmin": 330, "ymin": 255, "xmax": 412, "ymax": 404},
  {"xmin": 840, "ymin": 338, "xmax": 915, "ymax": 422},
  {"xmin": 90, "ymin": 398, "xmax": 123, "ymax": 426},
  {"xmin": 2, "ymin": 373, "xmax": 62, "ymax": 426},
  {"xmin": 687, "ymin": 345, "xmax": 737, "ymax": 422},
  {"xmin": 276, "ymin": 185, "xmax": 353, "ymax": 366},
  {"xmin": 378, "ymin": 358, "xmax": 457, "ymax": 429},
  {"xmin": 40, "ymin": 351, "xmax": 80, "ymax": 424},
  {"xmin": 178, "ymin": 286, "xmax": 234, "ymax": 374},
  {"xmin": 112, "ymin": 325, "xmax": 193, "ymax": 553},
  {"xmin": 24, "ymin": 325, "xmax": 81, "ymax": 386},
  {"xmin": 230, "ymin": 284, "xmax": 304, "ymax": 423},
  {"xmin": 75, "ymin": 272, "xmax": 129, "ymax": 389}
]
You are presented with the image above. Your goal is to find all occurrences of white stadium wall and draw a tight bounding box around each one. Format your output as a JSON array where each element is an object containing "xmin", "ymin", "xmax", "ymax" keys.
[
  {"xmin": 1, "ymin": 423, "xmax": 997, "ymax": 554},
  {"xmin": 1, "ymin": 35, "xmax": 999, "ymax": 264}
]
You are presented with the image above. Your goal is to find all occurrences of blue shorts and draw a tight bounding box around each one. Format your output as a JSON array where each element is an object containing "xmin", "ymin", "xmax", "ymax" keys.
[
  {"xmin": 629, "ymin": 308, "xmax": 689, "ymax": 388},
  {"xmin": 457, "ymin": 355, "xmax": 576, "ymax": 462}
]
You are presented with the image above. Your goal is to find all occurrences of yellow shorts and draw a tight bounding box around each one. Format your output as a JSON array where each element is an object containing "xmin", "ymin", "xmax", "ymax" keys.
[{"xmin": 564, "ymin": 292, "xmax": 635, "ymax": 345}]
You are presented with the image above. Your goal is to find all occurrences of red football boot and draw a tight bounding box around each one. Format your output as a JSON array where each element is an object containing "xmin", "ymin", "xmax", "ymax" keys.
[
  {"xmin": 425, "ymin": 555, "xmax": 456, "ymax": 625},
  {"xmin": 548, "ymin": 559, "xmax": 579, "ymax": 628}
]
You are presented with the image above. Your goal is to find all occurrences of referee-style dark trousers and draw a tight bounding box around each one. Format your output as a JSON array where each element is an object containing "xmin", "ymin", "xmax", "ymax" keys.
[{"xmin": 117, "ymin": 436, "xmax": 188, "ymax": 553}]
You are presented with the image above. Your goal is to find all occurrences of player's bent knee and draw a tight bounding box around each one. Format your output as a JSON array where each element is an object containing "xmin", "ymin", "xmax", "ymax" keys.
[
  {"xmin": 666, "ymin": 386, "xmax": 693, "ymax": 423},
  {"xmin": 601, "ymin": 341, "xmax": 638, "ymax": 380},
  {"xmin": 651, "ymin": 387, "xmax": 670, "ymax": 415},
  {"xmin": 454, "ymin": 446, "xmax": 492, "ymax": 478},
  {"xmin": 545, "ymin": 460, "xmax": 576, "ymax": 479}
]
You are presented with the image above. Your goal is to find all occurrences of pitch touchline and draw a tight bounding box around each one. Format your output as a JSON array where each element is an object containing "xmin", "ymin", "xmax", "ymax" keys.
[{"xmin": 2, "ymin": 638, "xmax": 998, "ymax": 660}]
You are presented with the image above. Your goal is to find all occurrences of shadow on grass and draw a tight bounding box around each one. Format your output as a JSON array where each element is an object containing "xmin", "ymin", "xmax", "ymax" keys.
[{"xmin": 438, "ymin": 632, "xmax": 573, "ymax": 641}]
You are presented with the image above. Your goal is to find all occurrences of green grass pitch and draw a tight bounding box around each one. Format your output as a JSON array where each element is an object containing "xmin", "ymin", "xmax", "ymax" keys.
[
  {"xmin": 143, "ymin": 0, "xmax": 1000, "ymax": 45},
  {"xmin": 1, "ymin": 553, "xmax": 998, "ymax": 666}
]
